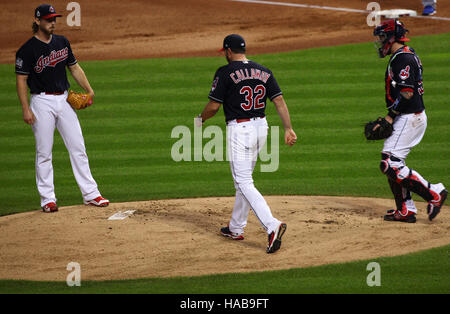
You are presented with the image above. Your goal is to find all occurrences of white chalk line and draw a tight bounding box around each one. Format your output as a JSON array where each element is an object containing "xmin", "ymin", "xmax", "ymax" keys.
[
  {"xmin": 230, "ymin": 0, "xmax": 450, "ymax": 22},
  {"xmin": 412, "ymin": 14, "xmax": 450, "ymax": 21}
]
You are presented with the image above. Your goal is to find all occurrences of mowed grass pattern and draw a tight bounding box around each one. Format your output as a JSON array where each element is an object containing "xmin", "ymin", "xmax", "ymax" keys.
[
  {"xmin": 0, "ymin": 34, "xmax": 449, "ymax": 294},
  {"xmin": 0, "ymin": 34, "xmax": 449, "ymax": 215}
]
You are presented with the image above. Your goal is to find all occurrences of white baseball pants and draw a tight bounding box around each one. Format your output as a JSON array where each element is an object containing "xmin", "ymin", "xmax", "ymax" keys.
[
  {"xmin": 383, "ymin": 111, "xmax": 427, "ymax": 160},
  {"xmin": 227, "ymin": 117, "xmax": 281, "ymax": 235},
  {"xmin": 30, "ymin": 92, "xmax": 101, "ymax": 206},
  {"xmin": 382, "ymin": 111, "xmax": 443, "ymax": 212}
]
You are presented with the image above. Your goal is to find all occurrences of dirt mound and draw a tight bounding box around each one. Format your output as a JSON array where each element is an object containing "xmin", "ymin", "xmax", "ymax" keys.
[
  {"xmin": 2, "ymin": 0, "xmax": 450, "ymax": 282},
  {"xmin": 0, "ymin": 196, "xmax": 448, "ymax": 281}
]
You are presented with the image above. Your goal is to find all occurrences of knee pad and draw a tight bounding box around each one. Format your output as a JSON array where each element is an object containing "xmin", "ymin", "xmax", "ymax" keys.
[
  {"xmin": 380, "ymin": 155, "xmax": 398, "ymax": 180},
  {"xmin": 379, "ymin": 154, "xmax": 406, "ymax": 181},
  {"xmin": 379, "ymin": 154, "xmax": 434, "ymax": 202},
  {"xmin": 379, "ymin": 153, "xmax": 390, "ymax": 174},
  {"xmin": 379, "ymin": 159, "xmax": 390, "ymax": 174}
]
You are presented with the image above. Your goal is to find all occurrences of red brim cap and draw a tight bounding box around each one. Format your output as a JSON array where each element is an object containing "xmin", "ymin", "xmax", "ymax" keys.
[{"xmin": 41, "ymin": 13, "xmax": 62, "ymax": 19}]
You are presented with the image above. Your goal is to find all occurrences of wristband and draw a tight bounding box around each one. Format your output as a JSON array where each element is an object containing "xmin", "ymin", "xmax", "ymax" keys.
[
  {"xmin": 194, "ymin": 114, "xmax": 204, "ymax": 127},
  {"xmin": 387, "ymin": 109, "xmax": 399, "ymax": 120}
]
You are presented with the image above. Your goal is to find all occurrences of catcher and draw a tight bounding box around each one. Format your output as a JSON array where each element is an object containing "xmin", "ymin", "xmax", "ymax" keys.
[{"xmin": 365, "ymin": 19, "xmax": 447, "ymax": 223}]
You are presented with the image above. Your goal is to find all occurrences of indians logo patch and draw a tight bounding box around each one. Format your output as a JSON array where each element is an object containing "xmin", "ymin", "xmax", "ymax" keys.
[
  {"xmin": 211, "ymin": 77, "xmax": 219, "ymax": 92},
  {"xmin": 399, "ymin": 65, "xmax": 410, "ymax": 81},
  {"xmin": 16, "ymin": 57, "xmax": 23, "ymax": 69}
]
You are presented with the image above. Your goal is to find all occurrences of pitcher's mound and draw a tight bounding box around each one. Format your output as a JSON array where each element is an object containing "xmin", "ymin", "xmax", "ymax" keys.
[{"xmin": 0, "ymin": 196, "xmax": 449, "ymax": 281}]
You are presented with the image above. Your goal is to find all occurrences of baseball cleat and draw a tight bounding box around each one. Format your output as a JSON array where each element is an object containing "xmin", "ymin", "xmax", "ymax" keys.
[
  {"xmin": 84, "ymin": 196, "xmax": 109, "ymax": 207},
  {"xmin": 220, "ymin": 226, "xmax": 244, "ymax": 240},
  {"xmin": 42, "ymin": 202, "xmax": 58, "ymax": 213},
  {"xmin": 386, "ymin": 209, "xmax": 395, "ymax": 215},
  {"xmin": 384, "ymin": 209, "xmax": 416, "ymax": 223},
  {"xmin": 267, "ymin": 223, "xmax": 287, "ymax": 254},
  {"xmin": 422, "ymin": 5, "xmax": 436, "ymax": 16},
  {"xmin": 427, "ymin": 186, "xmax": 447, "ymax": 221}
]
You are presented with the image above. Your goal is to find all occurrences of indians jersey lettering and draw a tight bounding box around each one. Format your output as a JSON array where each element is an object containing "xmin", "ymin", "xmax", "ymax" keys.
[
  {"xmin": 15, "ymin": 35, "xmax": 77, "ymax": 94},
  {"xmin": 385, "ymin": 46, "xmax": 425, "ymax": 114},
  {"xmin": 34, "ymin": 47, "xmax": 69, "ymax": 73},
  {"xmin": 209, "ymin": 60, "xmax": 282, "ymax": 122}
]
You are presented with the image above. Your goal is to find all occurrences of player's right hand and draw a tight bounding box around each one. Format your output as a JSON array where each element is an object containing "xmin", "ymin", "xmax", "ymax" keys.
[
  {"xmin": 285, "ymin": 128, "xmax": 297, "ymax": 146},
  {"xmin": 23, "ymin": 107, "xmax": 36, "ymax": 125}
]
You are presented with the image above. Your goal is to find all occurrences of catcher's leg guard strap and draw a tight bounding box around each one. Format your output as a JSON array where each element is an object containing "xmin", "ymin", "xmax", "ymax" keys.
[
  {"xmin": 380, "ymin": 153, "xmax": 433, "ymax": 202},
  {"xmin": 399, "ymin": 168, "xmax": 434, "ymax": 202}
]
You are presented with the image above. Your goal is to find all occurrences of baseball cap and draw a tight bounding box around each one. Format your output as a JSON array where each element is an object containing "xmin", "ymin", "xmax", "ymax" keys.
[
  {"xmin": 35, "ymin": 4, "xmax": 62, "ymax": 20},
  {"xmin": 219, "ymin": 34, "xmax": 246, "ymax": 52}
]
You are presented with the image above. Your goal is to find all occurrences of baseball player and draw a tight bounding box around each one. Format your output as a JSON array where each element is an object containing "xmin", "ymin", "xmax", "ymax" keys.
[
  {"xmin": 373, "ymin": 19, "xmax": 447, "ymax": 223},
  {"xmin": 15, "ymin": 4, "xmax": 109, "ymax": 212},
  {"xmin": 197, "ymin": 34, "xmax": 297, "ymax": 253}
]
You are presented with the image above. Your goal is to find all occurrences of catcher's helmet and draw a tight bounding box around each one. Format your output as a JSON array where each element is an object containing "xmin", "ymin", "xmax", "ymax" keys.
[{"xmin": 374, "ymin": 19, "xmax": 410, "ymax": 58}]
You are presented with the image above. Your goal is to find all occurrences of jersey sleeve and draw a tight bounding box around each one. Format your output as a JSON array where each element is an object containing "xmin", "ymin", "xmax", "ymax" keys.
[
  {"xmin": 391, "ymin": 54, "xmax": 417, "ymax": 92},
  {"xmin": 15, "ymin": 47, "xmax": 31, "ymax": 75},
  {"xmin": 65, "ymin": 37, "xmax": 77, "ymax": 66},
  {"xmin": 208, "ymin": 68, "xmax": 227, "ymax": 103},
  {"xmin": 266, "ymin": 72, "xmax": 282, "ymax": 100},
  {"xmin": 389, "ymin": 53, "xmax": 423, "ymax": 114}
]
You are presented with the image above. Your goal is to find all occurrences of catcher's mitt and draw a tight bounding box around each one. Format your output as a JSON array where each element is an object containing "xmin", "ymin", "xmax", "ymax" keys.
[
  {"xmin": 364, "ymin": 117, "xmax": 393, "ymax": 140},
  {"xmin": 67, "ymin": 90, "xmax": 93, "ymax": 110}
]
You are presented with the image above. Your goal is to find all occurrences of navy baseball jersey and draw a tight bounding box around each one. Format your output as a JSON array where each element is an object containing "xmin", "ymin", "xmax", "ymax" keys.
[
  {"xmin": 15, "ymin": 35, "xmax": 77, "ymax": 94},
  {"xmin": 209, "ymin": 60, "xmax": 282, "ymax": 122},
  {"xmin": 385, "ymin": 46, "xmax": 425, "ymax": 114}
]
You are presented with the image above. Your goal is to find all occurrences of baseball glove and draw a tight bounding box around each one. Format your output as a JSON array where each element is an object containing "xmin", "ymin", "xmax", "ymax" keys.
[
  {"xmin": 67, "ymin": 90, "xmax": 93, "ymax": 110},
  {"xmin": 364, "ymin": 117, "xmax": 393, "ymax": 140}
]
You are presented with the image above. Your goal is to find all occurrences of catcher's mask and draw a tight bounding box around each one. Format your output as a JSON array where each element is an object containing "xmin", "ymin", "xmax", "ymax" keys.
[{"xmin": 374, "ymin": 19, "xmax": 410, "ymax": 58}]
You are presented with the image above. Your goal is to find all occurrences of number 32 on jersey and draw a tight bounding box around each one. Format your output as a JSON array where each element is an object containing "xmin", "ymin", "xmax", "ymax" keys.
[{"xmin": 240, "ymin": 85, "xmax": 266, "ymax": 111}]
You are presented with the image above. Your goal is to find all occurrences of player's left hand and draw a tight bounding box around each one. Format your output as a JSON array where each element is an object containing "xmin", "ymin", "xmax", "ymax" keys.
[{"xmin": 285, "ymin": 128, "xmax": 297, "ymax": 146}]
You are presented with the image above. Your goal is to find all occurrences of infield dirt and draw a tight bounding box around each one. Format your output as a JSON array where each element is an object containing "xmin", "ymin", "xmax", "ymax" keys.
[
  {"xmin": 1, "ymin": 0, "xmax": 449, "ymax": 281},
  {"xmin": 1, "ymin": 0, "xmax": 450, "ymax": 63},
  {"xmin": 1, "ymin": 196, "xmax": 449, "ymax": 281}
]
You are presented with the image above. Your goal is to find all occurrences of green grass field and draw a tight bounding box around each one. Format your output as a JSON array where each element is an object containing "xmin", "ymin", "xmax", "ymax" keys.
[
  {"xmin": 0, "ymin": 33, "xmax": 449, "ymax": 294},
  {"xmin": 1, "ymin": 245, "xmax": 448, "ymax": 294}
]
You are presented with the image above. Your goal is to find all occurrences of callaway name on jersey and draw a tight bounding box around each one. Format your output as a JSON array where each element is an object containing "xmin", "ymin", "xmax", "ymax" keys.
[
  {"xmin": 15, "ymin": 35, "xmax": 77, "ymax": 94},
  {"xmin": 385, "ymin": 46, "xmax": 425, "ymax": 114},
  {"xmin": 209, "ymin": 60, "xmax": 282, "ymax": 122}
]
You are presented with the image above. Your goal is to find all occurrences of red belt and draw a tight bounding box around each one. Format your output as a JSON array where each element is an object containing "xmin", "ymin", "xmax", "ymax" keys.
[
  {"xmin": 32, "ymin": 92, "xmax": 65, "ymax": 95},
  {"xmin": 414, "ymin": 111, "xmax": 423, "ymax": 115},
  {"xmin": 236, "ymin": 116, "xmax": 265, "ymax": 123}
]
